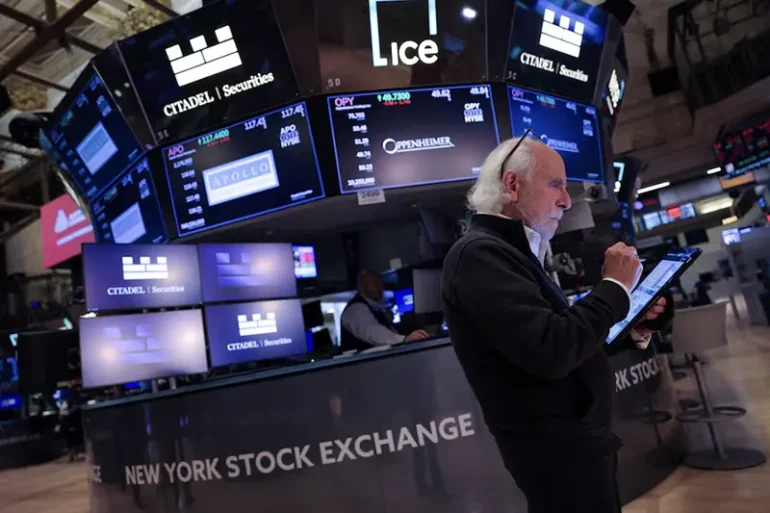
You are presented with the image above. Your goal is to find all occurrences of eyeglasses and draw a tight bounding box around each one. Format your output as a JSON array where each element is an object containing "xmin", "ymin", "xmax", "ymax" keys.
[{"xmin": 499, "ymin": 128, "xmax": 544, "ymax": 180}]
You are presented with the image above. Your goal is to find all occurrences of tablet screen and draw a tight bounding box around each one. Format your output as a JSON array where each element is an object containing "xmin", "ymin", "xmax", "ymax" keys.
[{"xmin": 606, "ymin": 248, "xmax": 698, "ymax": 343}]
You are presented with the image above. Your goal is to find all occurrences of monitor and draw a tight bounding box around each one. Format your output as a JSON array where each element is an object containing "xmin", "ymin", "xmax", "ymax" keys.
[
  {"xmin": 0, "ymin": 394, "xmax": 22, "ymax": 411},
  {"xmin": 83, "ymin": 244, "xmax": 202, "ymax": 312},
  {"xmin": 293, "ymin": 245, "xmax": 317, "ymax": 279},
  {"xmin": 118, "ymin": 0, "xmax": 299, "ymax": 144},
  {"xmin": 163, "ymin": 102, "xmax": 324, "ymax": 237},
  {"xmin": 90, "ymin": 158, "xmax": 168, "ymax": 244},
  {"xmin": 47, "ymin": 67, "xmax": 144, "ymax": 199},
  {"xmin": 394, "ymin": 288, "xmax": 415, "ymax": 314},
  {"xmin": 205, "ymin": 299, "xmax": 307, "ymax": 367},
  {"xmin": 505, "ymin": 0, "xmax": 613, "ymax": 103},
  {"xmin": 508, "ymin": 86, "xmax": 604, "ymax": 182},
  {"xmin": 314, "ymin": 0, "xmax": 487, "ymax": 93},
  {"xmin": 328, "ymin": 84, "xmax": 500, "ymax": 193},
  {"xmin": 16, "ymin": 330, "xmax": 80, "ymax": 394},
  {"xmin": 79, "ymin": 309, "xmax": 209, "ymax": 388},
  {"xmin": 722, "ymin": 228, "xmax": 740, "ymax": 245},
  {"xmin": 198, "ymin": 243, "xmax": 297, "ymax": 303},
  {"xmin": 413, "ymin": 268, "xmax": 442, "ymax": 314},
  {"xmin": 684, "ymin": 229, "xmax": 709, "ymax": 246},
  {"xmin": 40, "ymin": 193, "xmax": 96, "ymax": 268},
  {"xmin": 713, "ymin": 119, "xmax": 770, "ymax": 178}
]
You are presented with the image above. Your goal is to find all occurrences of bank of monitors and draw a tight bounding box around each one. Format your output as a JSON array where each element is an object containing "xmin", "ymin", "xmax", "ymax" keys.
[
  {"xmin": 293, "ymin": 245, "xmax": 317, "ymax": 279},
  {"xmin": 508, "ymin": 86, "xmax": 604, "ymax": 183},
  {"xmin": 328, "ymin": 84, "xmax": 500, "ymax": 193},
  {"xmin": 90, "ymin": 158, "xmax": 168, "ymax": 244},
  {"xmin": 204, "ymin": 299, "xmax": 307, "ymax": 366},
  {"xmin": 47, "ymin": 67, "xmax": 144, "ymax": 200},
  {"xmin": 118, "ymin": 0, "xmax": 299, "ymax": 144},
  {"xmin": 198, "ymin": 243, "xmax": 297, "ymax": 303},
  {"xmin": 713, "ymin": 119, "xmax": 770, "ymax": 178},
  {"xmin": 83, "ymin": 244, "xmax": 202, "ymax": 312},
  {"xmin": 79, "ymin": 309, "xmax": 208, "ymax": 388},
  {"xmin": 163, "ymin": 102, "xmax": 324, "ymax": 237}
]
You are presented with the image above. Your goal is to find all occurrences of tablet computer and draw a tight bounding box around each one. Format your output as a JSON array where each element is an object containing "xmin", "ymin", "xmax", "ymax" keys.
[{"xmin": 606, "ymin": 247, "xmax": 702, "ymax": 344}]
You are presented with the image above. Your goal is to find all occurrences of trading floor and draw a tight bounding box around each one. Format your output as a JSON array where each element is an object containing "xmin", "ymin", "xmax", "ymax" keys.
[{"xmin": 2, "ymin": 303, "xmax": 769, "ymax": 513}]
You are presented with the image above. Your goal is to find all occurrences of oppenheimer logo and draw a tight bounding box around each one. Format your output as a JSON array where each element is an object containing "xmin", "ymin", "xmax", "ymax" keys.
[
  {"xmin": 369, "ymin": 0, "xmax": 439, "ymax": 67},
  {"xmin": 382, "ymin": 137, "xmax": 454, "ymax": 155},
  {"xmin": 165, "ymin": 26, "xmax": 241, "ymax": 87}
]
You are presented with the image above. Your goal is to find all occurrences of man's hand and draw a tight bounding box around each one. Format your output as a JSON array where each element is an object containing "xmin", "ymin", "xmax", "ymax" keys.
[
  {"xmin": 405, "ymin": 329, "xmax": 431, "ymax": 342},
  {"xmin": 603, "ymin": 242, "xmax": 643, "ymax": 291},
  {"xmin": 634, "ymin": 297, "xmax": 667, "ymax": 336}
]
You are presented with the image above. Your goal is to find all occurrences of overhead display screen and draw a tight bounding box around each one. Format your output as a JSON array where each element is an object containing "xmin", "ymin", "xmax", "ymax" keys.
[
  {"xmin": 118, "ymin": 0, "xmax": 299, "ymax": 144},
  {"xmin": 48, "ymin": 69, "xmax": 144, "ymax": 200},
  {"xmin": 40, "ymin": 193, "xmax": 95, "ymax": 269},
  {"xmin": 505, "ymin": 0, "xmax": 610, "ymax": 103},
  {"xmin": 205, "ymin": 299, "xmax": 307, "ymax": 367},
  {"xmin": 79, "ymin": 309, "xmax": 208, "ymax": 388},
  {"xmin": 83, "ymin": 243, "xmax": 202, "ymax": 312},
  {"xmin": 713, "ymin": 119, "xmax": 770, "ymax": 178},
  {"xmin": 90, "ymin": 158, "xmax": 168, "ymax": 244},
  {"xmin": 315, "ymin": 0, "xmax": 487, "ymax": 93},
  {"xmin": 328, "ymin": 84, "xmax": 500, "ymax": 193},
  {"xmin": 163, "ymin": 102, "xmax": 324, "ymax": 237},
  {"xmin": 293, "ymin": 245, "xmax": 317, "ymax": 279},
  {"xmin": 198, "ymin": 243, "xmax": 297, "ymax": 303},
  {"xmin": 508, "ymin": 86, "xmax": 604, "ymax": 183}
]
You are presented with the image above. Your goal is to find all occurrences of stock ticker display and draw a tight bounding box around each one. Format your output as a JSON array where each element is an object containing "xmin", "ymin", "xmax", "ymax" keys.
[
  {"xmin": 163, "ymin": 102, "xmax": 324, "ymax": 237},
  {"xmin": 48, "ymin": 70, "xmax": 144, "ymax": 200},
  {"xmin": 90, "ymin": 158, "xmax": 168, "ymax": 244},
  {"xmin": 327, "ymin": 84, "xmax": 500, "ymax": 193},
  {"xmin": 713, "ymin": 119, "xmax": 770, "ymax": 178},
  {"xmin": 508, "ymin": 86, "xmax": 605, "ymax": 182}
]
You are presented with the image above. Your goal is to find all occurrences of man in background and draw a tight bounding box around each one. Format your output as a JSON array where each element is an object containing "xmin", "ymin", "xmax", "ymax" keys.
[{"xmin": 340, "ymin": 271, "xmax": 429, "ymax": 351}]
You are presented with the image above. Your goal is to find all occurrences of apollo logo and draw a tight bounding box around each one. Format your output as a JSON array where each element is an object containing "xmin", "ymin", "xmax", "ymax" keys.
[
  {"xmin": 539, "ymin": 8, "xmax": 584, "ymax": 58},
  {"xmin": 202, "ymin": 149, "xmax": 279, "ymax": 207},
  {"xmin": 238, "ymin": 312, "xmax": 278, "ymax": 337},
  {"xmin": 165, "ymin": 25, "xmax": 242, "ymax": 87},
  {"xmin": 369, "ymin": 0, "xmax": 439, "ymax": 67},
  {"xmin": 122, "ymin": 256, "xmax": 169, "ymax": 280}
]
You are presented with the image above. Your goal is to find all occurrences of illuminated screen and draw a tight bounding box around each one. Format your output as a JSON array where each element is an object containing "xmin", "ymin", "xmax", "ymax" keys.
[
  {"xmin": 505, "ymin": 0, "xmax": 611, "ymax": 103},
  {"xmin": 328, "ymin": 84, "xmax": 500, "ymax": 193},
  {"xmin": 198, "ymin": 243, "xmax": 297, "ymax": 303},
  {"xmin": 163, "ymin": 102, "xmax": 324, "ymax": 237},
  {"xmin": 394, "ymin": 288, "xmax": 414, "ymax": 314},
  {"xmin": 79, "ymin": 309, "xmax": 208, "ymax": 388},
  {"xmin": 90, "ymin": 158, "xmax": 168, "ymax": 244},
  {"xmin": 118, "ymin": 0, "xmax": 299, "ymax": 144},
  {"xmin": 508, "ymin": 86, "xmax": 604, "ymax": 182},
  {"xmin": 205, "ymin": 299, "xmax": 307, "ymax": 366},
  {"xmin": 713, "ymin": 119, "xmax": 770, "ymax": 178},
  {"xmin": 84, "ymin": 243, "xmax": 202, "ymax": 312},
  {"xmin": 314, "ymin": 0, "xmax": 487, "ymax": 93},
  {"xmin": 293, "ymin": 245, "xmax": 317, "ymax": 279},
  {"xmin": 40, "ymin": 194, "xmax": 95, "ymax": 268},
  {"xmin": 47, "ymin": 69, "xmax": 144, "ymax": 199}
]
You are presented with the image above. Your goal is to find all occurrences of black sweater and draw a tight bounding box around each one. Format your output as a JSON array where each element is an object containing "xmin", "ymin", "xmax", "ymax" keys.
[{"xmin": 441, "ymin": 215, "xmax": 631, "ymax": 462}]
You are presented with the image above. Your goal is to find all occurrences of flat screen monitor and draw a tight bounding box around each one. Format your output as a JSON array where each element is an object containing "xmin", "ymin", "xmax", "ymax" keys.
[
  {"xmin": 293, "ymin": 245, "xmax": 317, "ymax": 279},
  {"xmin": 0, "ymin": 394, "xmax": 22, "ymax": 411},
  {"xmin": 394, "ymin": 288, "xmax": 415, "ymax": 314},
  {"xmin": 118, "ymin": 0, "xmax": 299, "ymax": 144},
  {"xmin": 205, "ymin": 299, "xmax": 307, "ymax": 367},
  {"xmin": 83, "ymin": 244, "xmax": 202, "ymax": 312},
  {"xmin": 314, "ymin": 0, "xmax": 487, "ymax": 93},
  {"xmin": 722, "ymin": 228, "xmax": 740, "ymax": 245},
  {"xmin": 79, "ymin": 309, "xmax": 208, "ymax": 388},
  {"xmin": 508, "ymin": 86, "xmax": 604, "ymax": 182},
  {"xmin": 505, "ymin": 0, "xmax": 612, "ymax": 103},
  {"xmin": 328, "ymin": 84, "xmax": 500, "ymax": 193},
  {"xmin": 413, "ymin": 268, "xmax": 442, "ymax": 314},
  {"xmin": 713, "ymin": 119, "xmax": 770, "ymax": 178},
  {"xmin": 90, "ymin": 158, "xmax": 168, "ymax": 244},
  {"xmin": 163, "ymin": 102, "xmax": 324, "ymax": 237},
  {"xmin": 47, "ymin": 68, "xmax": 144, "ymax": 199},
  {"xmin": 198, "ymin": 243, "xmax": 297, "ymax": 303},
  {"xmin": 40, "ymin": 193, "xmax": 96, "ymax": 268}
]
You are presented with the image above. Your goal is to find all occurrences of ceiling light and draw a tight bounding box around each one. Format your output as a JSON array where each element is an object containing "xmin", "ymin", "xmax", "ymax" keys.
[
  {"xmin": 722, "ymin": 216, "xmax": 738, "ymax": 225},
  {"xmin": 461, "ymin": 7, "xmax": 477, "ymax": 19},
  {"xmin": 706, "ymin": 167, "xmax": 721, "ymax": 175},
  {"xmin": 637, "ymin": 181, "xmax": 670, "ymax": 195}
]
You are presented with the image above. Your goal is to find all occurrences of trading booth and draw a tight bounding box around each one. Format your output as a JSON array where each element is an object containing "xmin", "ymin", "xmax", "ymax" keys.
[{"xmin": 33, "ymin": 0, "xmax": 683, "ymax": 511}]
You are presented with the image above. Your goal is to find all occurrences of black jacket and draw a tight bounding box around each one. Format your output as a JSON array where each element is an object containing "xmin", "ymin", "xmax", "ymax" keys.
[
  {"xmin": 340, "ymin": 294, "xmax": 397, "ymax": 352},
  {"xmin": 441, "ymin": 215, "xmax": 631, "ymax": 462}
]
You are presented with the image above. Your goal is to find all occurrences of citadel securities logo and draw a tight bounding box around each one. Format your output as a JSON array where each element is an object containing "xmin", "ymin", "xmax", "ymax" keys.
[
  {"xmin": 237, "ymin": 312, "xmax": 278, "ymax": 337},
  {"xmin": 382, "ymin": 136, "xmax": 454, "ymax": 155},
  {"xmin": 369, "ymin": 0, "xmax": 439, "ymax": 68},
  {"xmin": 122, "ymin": 256, "xmax": 169, "ymax": 280},
  {"xmin": 539, "ymin": 8, "xmax": 584, "ymax": 58}
]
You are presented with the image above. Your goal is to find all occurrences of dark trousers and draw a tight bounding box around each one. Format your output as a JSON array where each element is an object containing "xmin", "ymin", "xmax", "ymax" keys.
[{"xmin": 507, "ymin": 454, "xmax": 621, "ymax": 513}]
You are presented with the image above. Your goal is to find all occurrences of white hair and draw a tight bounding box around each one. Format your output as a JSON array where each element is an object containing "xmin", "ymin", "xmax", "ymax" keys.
[{"xmin": 466, "ymin": 136, "xmax": 539, "ymax": 215}]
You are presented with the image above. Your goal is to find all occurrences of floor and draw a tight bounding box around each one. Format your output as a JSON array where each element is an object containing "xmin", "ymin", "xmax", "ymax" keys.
[{"xmin": 1, "ymin": 304, "xmax": 769, "ymax": 513}]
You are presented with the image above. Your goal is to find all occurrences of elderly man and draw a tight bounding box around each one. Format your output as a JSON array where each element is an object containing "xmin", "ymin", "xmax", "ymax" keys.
[{"xmin": 441, "ymin": 135, "xmax": 667, "ymax": 513}]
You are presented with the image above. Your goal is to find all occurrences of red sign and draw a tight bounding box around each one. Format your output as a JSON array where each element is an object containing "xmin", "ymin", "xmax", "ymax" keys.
[{"xmin": 40, "ymin": 194, "xmax": 95, "ymax": 268}]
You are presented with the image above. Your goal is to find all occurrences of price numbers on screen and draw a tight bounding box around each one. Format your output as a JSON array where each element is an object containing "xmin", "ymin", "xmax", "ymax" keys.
[
  {"xmin": 186, "ymin": 193, "xmax": 201, "ymax": 204},
  {"xmin": 354, "ymin": 138, "xmax": 370, "ymax": 147},
  {"xmin": 188, "ymin": 206, "xmax": 203, "ymax": 215},
  {"xmin": 537, "ymin": 94, "xmax": 556, "ymax": 107},
  {"xmin": 377, "ymin": 91, "xmax": 411, "ymax": 106},
  {"xmin": 358, "ymin": 163, "xmax": 374, "ymax": 172},
  {"xmin": 183, "ymin": 182, "xmax": 198, "ymax": 191},
  {"xmin": 244, "ymin": 117, "xmax": 267, "ymax": 131},
  {"xmin": 281, "ymin": 104, "xmax": 306, "ymax": 119},
  {"xmin": 566, "ymin": 102, "xmax": 577, "ymax": 115},
  {"xmin": 181, "ymin": 170, "xmax": 196, "ymax": 180},
  {"xmin": 356, "ymin": 151, "xmax": 372, "ymax": 159},
  {"xmin": 470, "ymin": 85, "xmax": 490, "ymax": 99},
  {"xmin": 348, "ymin": 112, "xmax": 366, "ymax": 121},
  {"xmin": 431, "ymin": 89, "xmax": 452, "ymax": 101},
  {"xmin": 198, "ymin": 129, "xmax": 230, "ymax": 147},
  {"xmin": 352, "ymin": 125, "xmax": 368, "ymax": 133}
]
